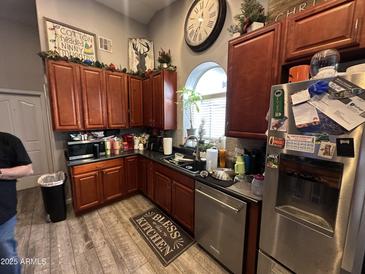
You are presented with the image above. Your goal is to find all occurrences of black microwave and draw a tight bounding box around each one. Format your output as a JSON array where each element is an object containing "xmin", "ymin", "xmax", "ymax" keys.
[{"xmin": 66, "ymin": 140, "xmax": 105, "ymax": 161}]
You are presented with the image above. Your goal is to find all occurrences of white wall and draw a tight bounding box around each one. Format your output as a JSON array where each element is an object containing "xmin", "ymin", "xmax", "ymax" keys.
[
  {"xmin": 148, "ymin": 0, "xmax": 267, "ymax": 148},
  {"xmin": 36, "ymin": 0, "xmax": 148, "ymax": 67},
  {"xmin": 0, "ymin": 18, "xmax": 43, "ymax": 91}
]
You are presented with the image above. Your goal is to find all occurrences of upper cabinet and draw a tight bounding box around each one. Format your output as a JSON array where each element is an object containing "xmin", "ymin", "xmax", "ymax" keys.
[
  {"xmin": 47, "ymin": 60, "xmax": 83, "ymax": 131},
  {"xmin": 105, "ymin": 71, "xmax": 129, "ymax": 129},
  {"xmin": 80, "ymin": 66, "xmax": 107, "ymax": 130},
  {"xmin": 143, "ymin": 77, "xmax": 153, "ymax": 127},
  {"xmin": 283, "ymin": 0, "xmax": 364, "ymax": 62},
  {"xmin": 129, "ymin": 76, "xmax": 144, "ymax": 127},
  {"xmin": 226, "ymin": 23, "xmax": 282, "ymax": 139},
  {"xmin": 151, "ymin": 70, "xmax": 177, "ymax": 130}
]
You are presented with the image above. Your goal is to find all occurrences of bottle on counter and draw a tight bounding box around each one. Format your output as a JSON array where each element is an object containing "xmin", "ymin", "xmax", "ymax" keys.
[{"xmin": 251, "ymin": 174, "xmax": 265, "ymax": 196}]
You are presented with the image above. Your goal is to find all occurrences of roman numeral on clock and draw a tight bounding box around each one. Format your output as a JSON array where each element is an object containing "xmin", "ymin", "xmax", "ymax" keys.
[
  {"xmin": 200, "ymin": 1, "xmax": 204, "ymax": 9},
  {"xmin": 207, "ymin": 20, "xmax": 214, "ymax": 28}
]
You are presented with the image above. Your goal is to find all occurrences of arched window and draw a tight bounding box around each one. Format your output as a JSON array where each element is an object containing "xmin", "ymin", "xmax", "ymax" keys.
[{"xmin": 185, "ymin": 62, "xmax": 227, "ymax": 139}]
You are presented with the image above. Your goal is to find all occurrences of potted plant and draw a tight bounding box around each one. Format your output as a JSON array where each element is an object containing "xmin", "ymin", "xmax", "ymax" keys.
[
  {"xmin": 228, "ymin": 0, "xmax": 267, "ymax": 36},
  {"xmin": 177, "ymin": 87, "xmax": 202, "ymax": 136},
  {"xmin": 158, "ymin": 48, "xmax": 172, "ymax": 69}
]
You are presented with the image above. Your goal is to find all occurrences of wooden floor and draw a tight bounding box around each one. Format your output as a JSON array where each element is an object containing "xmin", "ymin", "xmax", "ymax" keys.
[{"xmin": 15, "ymin": 188, "xmax": 228, "ymax": 274}]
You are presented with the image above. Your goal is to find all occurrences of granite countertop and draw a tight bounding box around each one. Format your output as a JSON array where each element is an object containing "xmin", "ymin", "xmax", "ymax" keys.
[{"xmin": 67, "ymin": 150, "xmax": 262, "ymax": 203}]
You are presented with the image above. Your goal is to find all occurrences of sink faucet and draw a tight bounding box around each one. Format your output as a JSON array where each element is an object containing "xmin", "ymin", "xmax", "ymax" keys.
[{"xmin": 184, "ymin": 135, "xmax": 200, "ymax": 161}]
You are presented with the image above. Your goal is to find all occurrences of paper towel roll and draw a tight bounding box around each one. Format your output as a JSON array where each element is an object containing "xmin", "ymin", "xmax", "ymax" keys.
[
  {"xmin": 206, "ymin": 148, "xmax": 218, "ymax": 171},
  {"xmin": 163, "ymin": 138, "xmax": 172, "ymax": 155}
]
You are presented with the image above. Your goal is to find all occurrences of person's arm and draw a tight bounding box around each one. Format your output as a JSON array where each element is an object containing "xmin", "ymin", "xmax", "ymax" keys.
[{"xmin": 0, "ymin": 164, "xmax": 33, "ymax": 180}]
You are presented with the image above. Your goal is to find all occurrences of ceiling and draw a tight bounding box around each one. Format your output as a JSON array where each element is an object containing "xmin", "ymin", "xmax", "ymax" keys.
[{"xmin": 95, "ymin": 0, "xmax": 178, "ymax": 24}]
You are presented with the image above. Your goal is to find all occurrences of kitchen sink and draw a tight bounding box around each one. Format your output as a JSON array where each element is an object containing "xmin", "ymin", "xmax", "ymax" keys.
[{"xmin": 161, "ymin": 155, "xmax": 201, "ymax": 175}]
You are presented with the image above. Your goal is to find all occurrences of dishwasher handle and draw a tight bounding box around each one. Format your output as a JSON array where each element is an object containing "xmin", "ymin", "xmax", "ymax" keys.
[{"xmin": 196, "ymin": 188, "xmax": 243, "ymax": 213}]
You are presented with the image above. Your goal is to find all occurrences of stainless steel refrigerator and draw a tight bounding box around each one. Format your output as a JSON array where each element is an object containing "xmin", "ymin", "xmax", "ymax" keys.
[{"xmin": 258, "ymin": 73, "xmax": 365, "ymax": 274}]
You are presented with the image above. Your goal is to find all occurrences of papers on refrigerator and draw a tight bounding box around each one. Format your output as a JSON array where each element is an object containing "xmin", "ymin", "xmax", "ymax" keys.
[
  {"xmin": 291, "ymin": 89, "xmax": 311, "ymax": 105},
  {"xmin": 309, "ymin": 94, "xmax": 365, "ymax": 131},
  {"xmin": 292, "ymin": 103, "xmax": 320, "ymax": 128}
]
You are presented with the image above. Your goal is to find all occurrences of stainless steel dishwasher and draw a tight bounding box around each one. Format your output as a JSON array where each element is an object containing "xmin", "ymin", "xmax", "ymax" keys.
[{"xmin": 195, "ymin": 181, "xmax": 247, "ymax": 274}]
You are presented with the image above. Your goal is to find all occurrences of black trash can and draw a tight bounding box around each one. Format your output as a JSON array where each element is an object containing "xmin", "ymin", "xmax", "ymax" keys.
[{"xmin": 38, "ymin": 172, "xmax": 67, "ymax": 222}]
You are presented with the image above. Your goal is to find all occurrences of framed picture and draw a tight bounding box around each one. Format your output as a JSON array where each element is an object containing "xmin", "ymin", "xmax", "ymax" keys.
[
  {"xmin": 128, "ymin": 38, "xmax": 154, "ymax": 73},
  {"xmin": 44, "ymin": 18, "xmax": 97, "ymax": 61}
]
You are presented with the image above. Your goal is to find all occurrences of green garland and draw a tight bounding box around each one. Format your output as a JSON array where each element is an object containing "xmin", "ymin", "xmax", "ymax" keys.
[{"xmin": 38, "ymin": 50, "xmax": 176, "ymax": 76}]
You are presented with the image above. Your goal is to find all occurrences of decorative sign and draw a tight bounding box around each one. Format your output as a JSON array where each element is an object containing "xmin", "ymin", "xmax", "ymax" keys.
[
  {"xmin": 269, "ymin": 136, "xmax": 286, "ymax": 149},
  {"xmin": 318, "ymin": 141, "xmax": 336, "ymax": 159},
  {"xmin": 285, "ymin": 134, "xmax": 316, "ymax": 153},
  {"xmin": 45, "ymin": 18, "xmax": 97, "ymax": 61},
  {"xmin": 128, "ymin": 38, "xmax": 154, "ymax": 73},
  {"xmin": 268, "ymin": 0, "xmax": 327, "ymax": 22}
]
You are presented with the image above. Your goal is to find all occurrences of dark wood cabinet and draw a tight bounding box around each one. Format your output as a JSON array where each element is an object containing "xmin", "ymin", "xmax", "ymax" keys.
[
  {"xmin": 146, "ymin": 160, "xmax": 154, "ymax": 200},
  {"xmin": 151, "ymin": 163, "xmax": 195, "ymax": 232},
  {"xmin": 143, "ymin": 77, "xmax": 154, "ymax": 127},
  {"xmin": 80, "ymin": 66, "xmax": 107, "ymax": 130},
  {"xmin": 151, "ymin": 70, "xmax": 177, "ymax": 130},
  {"xmin": 47, "ymin": 60, "xmax": 83, "ymax": 131},
  {"xmin": 70, "ymin": 158, "xmax": 125, "ymax": 214},
  {"xmin": 138, "ymin": 157, "xmax": 147, "ymax": 195},
  {"xmin": 73, "ymin": 171, "xmax": 102, "ymax": 212},
  {"xmin": 152, "ymin": 73, "xmax": 164, "ymax": 129},
  {"xmin": 283, "ymin": 0, "xmax": 362, "ymax": 62},
  {"xmin": 125, "ymin": 156, "xmax": 139, "ymax": 194},
  {"xmin": 105, "ymin": 71, "xmax": 129, "ymax": 128},
  {"xmin": 172, "ymin": 177, "xmax": 195, "ymax": 232},
  {"xmin": 154, "ymin": 170, "xmax": 172, "ymax": 213},
  {"xmin": 101, "ymin": 165, "xmax": 124, "ymax": 202},
  {"xmin": 129, "ymin": 76, "xmax": 143, "ymax": 127},
  {"xmin": 226, "ymin": 22, "xmax": 282, "ymax": 139}
]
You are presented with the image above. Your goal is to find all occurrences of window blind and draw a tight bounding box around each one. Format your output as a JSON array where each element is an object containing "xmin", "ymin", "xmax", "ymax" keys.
[{"xmin": 192, "ymin": 95, "xmax": 226, "ymax": 139}]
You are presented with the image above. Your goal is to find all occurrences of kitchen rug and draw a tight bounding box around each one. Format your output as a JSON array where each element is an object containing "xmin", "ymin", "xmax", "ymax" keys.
[{"xmin": 130, "ymin": 207, "xmax": 194, "ymax": 266}]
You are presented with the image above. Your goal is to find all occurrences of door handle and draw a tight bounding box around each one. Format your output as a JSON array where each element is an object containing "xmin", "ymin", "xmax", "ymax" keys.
[{"xmin": 196, "ymin": 189, "xmax": 242, "ymax": 213}]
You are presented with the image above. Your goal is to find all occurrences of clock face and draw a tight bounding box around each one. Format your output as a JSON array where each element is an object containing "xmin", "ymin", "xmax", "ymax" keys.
[{"xmin": 184, "ymin": 0, "xmax": 226, "ymax": 52}]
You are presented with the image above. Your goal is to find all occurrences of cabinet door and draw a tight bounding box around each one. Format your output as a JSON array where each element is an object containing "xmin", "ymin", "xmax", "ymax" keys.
[
  {"xmin": 152, "ymin": 73, "xmax": 164, "ymax": 129},
  {"xmin": 101, "ymin": 164, "xmax": 125, "ymax": 202},
  {"xmin": 80, "ymin": 66, "xmax": 107, "ymax": 129},
  {"xmin": 73, "ymin": 171, "xmax": 102, "ymax": 212},
  {"xmin": 143, "ymin": 77, "xmax": 153, "ymax": 127},
  {"xmin": 125, "ymin": 156, "xmax": 138, "ymax": 194},
  {"xmin": 284, "ymin": 0, "xmax": 360, "ymax": 61},
  {"xmin": 172, "ymin": 181, "xmax": 194, "ymax": 232},
  {"xmin": 138, "ymin": 157, "xmax": 147, "ymax": 194},
  {"xmin": 161, "ymin": 71, "xmax": 177, "ymax": 130},
  {"xmin": 146, "ymin": 160, "xmax": 154, "ymax": 200},
  {"xmin": 47, "ymin": 61, "xmax": 83, "ymax": 131},
  {"xmin": 226, "ymin": 23, "xmax": 281, "ymax": 139},
  {"xmin": 129, "ymin": 77, "xmax": 143, "ymax": 127},
  {"xmin": 105, "ymin": 71, "xmax": 129, "ymax": 128},
  {"xmin": 154, "ymin": 171, "xmax": 172, "ymax": 213}
]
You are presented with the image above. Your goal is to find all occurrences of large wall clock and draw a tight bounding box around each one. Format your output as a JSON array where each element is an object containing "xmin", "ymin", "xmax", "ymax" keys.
[{"xmin": 184, "ymin": 0, "xmax": 227, "ymax": 52}]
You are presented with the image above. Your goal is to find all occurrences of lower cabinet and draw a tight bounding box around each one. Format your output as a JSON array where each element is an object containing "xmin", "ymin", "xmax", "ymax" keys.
[
  {"xmin": 154, "ymin": 171, "xmax": 172, "ymax": 213},
  {"xmin": 70, "ymin": 158, "xmax": 125, "ymax": 214},
  {"xmin": 73, "ymin": 170, "xmax": 102, "ymax": 212},
  {"xmin": 101, "ymin": 165, "xmax": 124, "ymax": 202},
  {"xmin": 125, "ymin": 155, "xmax": 139, "ymax": 194},
  {"xmin": 146, "ymin": 159, "xmax": 155, "ymax": 200},
  {"xmin": 172, "ymin": 179, "xmax": 194, "ymax": 232},
  {"xmin": 152, "ymin": 163, "xmax": 195, "ymax": 233},
  {"xmin": 70, "ymin": 156, "xmax": 195, "ymax": 232}
]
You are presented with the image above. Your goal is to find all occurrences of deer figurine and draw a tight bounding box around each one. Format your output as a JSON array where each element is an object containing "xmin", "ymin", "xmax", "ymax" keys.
[{"xmin": 132, "ymin": 40, "xmax": 150, "ymax": 73}]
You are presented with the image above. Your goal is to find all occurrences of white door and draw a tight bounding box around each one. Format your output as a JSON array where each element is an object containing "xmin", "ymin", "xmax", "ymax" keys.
[{"xmin": 0, "ymin": 91, "xmax": 52, "ymax": 190}]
